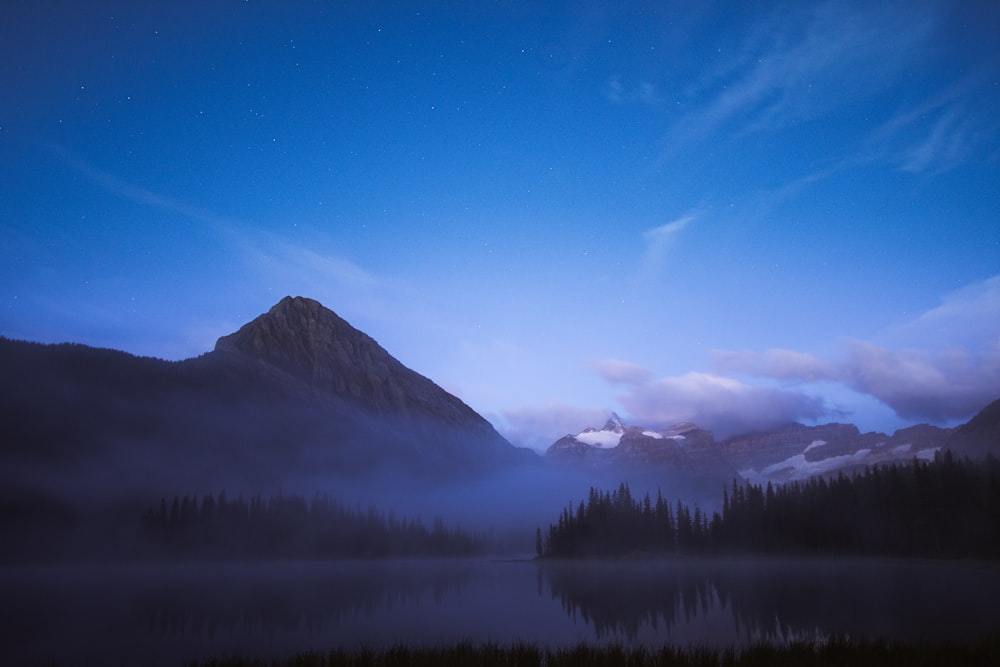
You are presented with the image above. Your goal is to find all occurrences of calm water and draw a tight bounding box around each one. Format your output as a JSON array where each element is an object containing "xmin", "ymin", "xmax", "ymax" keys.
[{"xmin": 2, "ymin": 558, "xmax": 999, "ymax": 666}]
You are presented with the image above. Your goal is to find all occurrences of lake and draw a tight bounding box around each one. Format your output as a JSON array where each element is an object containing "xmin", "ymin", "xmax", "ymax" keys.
[{"xmin": 2, "ymin": 558, "xmax": 998, "ymax": 666}]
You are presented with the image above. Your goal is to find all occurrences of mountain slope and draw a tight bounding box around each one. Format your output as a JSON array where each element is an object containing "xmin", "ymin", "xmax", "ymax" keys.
[
  {"xmin": 209, "ymin": 296, "xmax": 526, "ymax": 472},
  {"xmin": 945, "ymin": 397, "xmax": 1000, "ymax": 459},
  {"xmin": 0, "ymin": 297, "xmax": 531, "ymax": 498}
]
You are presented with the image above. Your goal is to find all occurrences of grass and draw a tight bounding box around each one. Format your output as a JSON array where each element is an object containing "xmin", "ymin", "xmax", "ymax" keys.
[{"xmin": 188, "ymin": 636, "xmax": 1000, "ymax": 667}]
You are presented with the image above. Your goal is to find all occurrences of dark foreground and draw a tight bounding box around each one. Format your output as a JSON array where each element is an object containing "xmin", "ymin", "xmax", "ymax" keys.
[{"xmin": 192, "ymin": 638, "xmax": 1000, "ymax": 667}]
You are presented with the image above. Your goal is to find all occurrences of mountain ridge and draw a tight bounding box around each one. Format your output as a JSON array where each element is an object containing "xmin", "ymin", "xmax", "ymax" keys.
[{"xmin": 545, "ymin": 405, "xmax": 997, "ymax": 483}]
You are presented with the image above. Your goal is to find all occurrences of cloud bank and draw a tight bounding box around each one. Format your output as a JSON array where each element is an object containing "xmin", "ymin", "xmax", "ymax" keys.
[
  {"xmin": 616, "ymin": 371, "xmax": 827, "ymax": 439},
  {"xmin": 709, "ymin": 276, "xmax": 1000, "ymax": 425},
  {"xmin": 497, "ymin": 403, "xmax": 611, "ymax": 453},
  {"xmin": 572, "ymin": 275, "xmax": 1000, "ymax": 440}
]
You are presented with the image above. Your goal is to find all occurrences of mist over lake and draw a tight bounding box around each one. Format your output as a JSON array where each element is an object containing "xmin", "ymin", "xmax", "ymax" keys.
[{"xmin": 3, "ymin": 557, "xmax": 999, "ymax": 666}]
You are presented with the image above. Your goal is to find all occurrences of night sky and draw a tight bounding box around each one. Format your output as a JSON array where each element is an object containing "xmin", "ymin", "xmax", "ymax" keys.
[{"xmin": 2, "ymin": 1, "xmax": 998, "ymax": 450}]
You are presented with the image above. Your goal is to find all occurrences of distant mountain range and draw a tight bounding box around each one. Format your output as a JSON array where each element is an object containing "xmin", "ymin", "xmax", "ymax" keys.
[{"xmin": 546, "ymin": 402, "xmax": 999, "ymax": 484}]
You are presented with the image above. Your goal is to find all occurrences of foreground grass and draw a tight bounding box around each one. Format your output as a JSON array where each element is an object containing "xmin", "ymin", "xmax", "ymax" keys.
[{"xmin": 190, "ymin": 637, "xmax": 1000, "ymax": 667}]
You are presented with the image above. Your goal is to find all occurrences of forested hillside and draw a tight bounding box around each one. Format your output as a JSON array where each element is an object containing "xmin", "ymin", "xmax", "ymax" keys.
[
  {"xmin": 540, "ymin": 452, "xmax": 1000, "ymax": 560},
  {"xmin": 141, "ymin": 492, "xmax": 491, "ymax": 559}
]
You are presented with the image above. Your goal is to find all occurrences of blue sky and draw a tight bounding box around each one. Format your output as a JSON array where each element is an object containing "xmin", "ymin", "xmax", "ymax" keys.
[{"xmin": 2, "ymin": 1, "xmax": 998, "ymax": 451}]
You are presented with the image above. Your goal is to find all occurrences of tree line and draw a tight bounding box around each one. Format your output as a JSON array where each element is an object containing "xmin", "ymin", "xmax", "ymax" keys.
[
  {"xmin": 141, "ymin": 491, "xmax": 491, "ymax": 559},
  {"xmin": 539, "ymin": 451, "xmax": 1000, "ymax": 559}
]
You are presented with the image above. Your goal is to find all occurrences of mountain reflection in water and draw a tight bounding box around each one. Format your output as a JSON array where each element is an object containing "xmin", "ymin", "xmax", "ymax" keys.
[{"xmin": 2, "ymin": 558, "xmax": 998, "ymax": 666}]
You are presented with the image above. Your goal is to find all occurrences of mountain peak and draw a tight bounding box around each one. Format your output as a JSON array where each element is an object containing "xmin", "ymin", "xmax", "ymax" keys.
[
  {"xmin": 603, "ymin": 412, "xmax": 625, "ymax": 432},
  {"xmin": 212, "ymin": 297, "xmax": 516, "ymax": 447},
  {"xmin": 210, "ymin": 296, "xmax": 526, "ymax": 469},
  {"xmin": 214, "ymin": 296, "xmax": 393, "ymax": 397}
]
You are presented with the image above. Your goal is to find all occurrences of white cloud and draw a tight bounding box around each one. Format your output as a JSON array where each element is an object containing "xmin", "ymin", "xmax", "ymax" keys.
[
  {"xmin": 708, "ymin": 276, "xmax": 1000, "ymax": 424},
  {"xmin": 496, "ymin": 403, "xmax": 610, "ymax": 453},
  {"xmin": 841, "ymin": 340, "xmax": 1000, "ymax": 422},
  {"xmin": 591, "ymin": 358, "xmax": 653, "ymax": 385},
  {"xmin": 600, "ymin": 368, "xmax": 827, "ymax": 439},
  {"xmin": 711, "ymin": 348, "xmax": 837, "ymax": 382}
]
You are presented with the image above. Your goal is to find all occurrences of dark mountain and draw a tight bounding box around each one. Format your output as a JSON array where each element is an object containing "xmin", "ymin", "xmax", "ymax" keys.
[
  {"xmin": 216, "ymin": 296, "xmax": 499, "ymax": 426},
  {"xmin": 0, "ymin": 297, "xmax": 532, "ymax": 501},
  {"xmin": 945, "ymin": 397, "xmax": 1000, "ymax": 460},
  {"xmin": 0, "ymin": 296, "xmax": 544, "ymax": 560},
  {"xmin": 211, "ymin": 296, "xmax": 524, "ymax": 469}
]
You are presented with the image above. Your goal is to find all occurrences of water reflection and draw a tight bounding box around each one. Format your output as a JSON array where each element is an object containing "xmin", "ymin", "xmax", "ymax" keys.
[
  {"xmin": 2, "ymin": 558, "xmax": 998, "ymax": 666},
  {"xmin": 540, "ymin": 558, "xmax": 1000, "ymax": 645},
  {"xmin": 129, "ymin": 560, "xmax": 477, "ymax": 639}
]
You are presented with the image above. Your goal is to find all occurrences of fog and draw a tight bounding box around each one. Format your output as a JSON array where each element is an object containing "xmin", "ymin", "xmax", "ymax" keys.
[{"xmin": 0, "ymin": 338, "xmax": 732, "ymax": 561}]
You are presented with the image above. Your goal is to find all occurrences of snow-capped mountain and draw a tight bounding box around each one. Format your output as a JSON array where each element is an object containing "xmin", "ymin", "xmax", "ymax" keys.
[
  {"xmin": 573, "ymin": 413, "xmax": 626, "ymax": 448},
  {"xmin": 547, "ymin": 413, "xmax": 731, "ymax": 476},
  {"xmin": 546, "ymin": 406, "xmax": 999, "ymax": 483}
]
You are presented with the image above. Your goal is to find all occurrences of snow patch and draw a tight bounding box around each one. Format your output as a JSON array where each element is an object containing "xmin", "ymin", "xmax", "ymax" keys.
[
  {"xmin": 642, "ymin": 430, "xmax": 664, "ymax": 440},
  {"xmin": 803, "ymin": 440, "xmax": 827, "ymax": 452},
  {"xmin": 915, "ymin": 447, "xmax": 940, "ymax": 461},
  {"xmin": 744, "ymin": 448, "xmax": 873, "ymax": 483},
  {"xmin": 576, "ymin": 430, "xmax": 622, "ymax": 448},
  {"xmin": 891, "ymin": 443, "xmax": 912, "ymax": 455}
]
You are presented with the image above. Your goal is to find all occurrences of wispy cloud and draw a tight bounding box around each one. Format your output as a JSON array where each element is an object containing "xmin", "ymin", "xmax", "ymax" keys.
[
  {"xmin": 603, "ymin": 75, "xmax": 659, "ymax": 106},
  {"xmin": 43, "ymin": 142, "xmax": 404, "ymax": 342},
  {"xmin": 640, "ymin": 213, "xmax": 696, "ymax": 275},
  {"xmin": 241, "ymin": 233, "xmax": 378, "ymax": 292},
  {"xmin": 900, "ymin": 110, "xmax": 978, "ymax": 173},
  {"xmin": 43, "ymin": 142, "xmax": 231, "ymax": 227},
  {"xmin": 662, "ymin": 2, "xmax": 933, "ymax": 153},
  {"xmin": 900, "ymin": 275, "xmax": 1000, "ymax": 346},
  {"xmin": 870, "ymin": 72, "xmax": 998, "ymax": 174},
  {"xmin": 46, "ymin": 143, "xmax": 383, "ymax": 301}
]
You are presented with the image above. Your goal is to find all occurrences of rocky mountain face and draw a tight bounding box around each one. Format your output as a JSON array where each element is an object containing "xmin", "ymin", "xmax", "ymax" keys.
[
  {"xmin": 717, "ymin": 422, "xmax": 952, "ymax": 483},
  {"xmin": 546, "ymin": 402, "xmax": 998, "ymax": 484}
]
